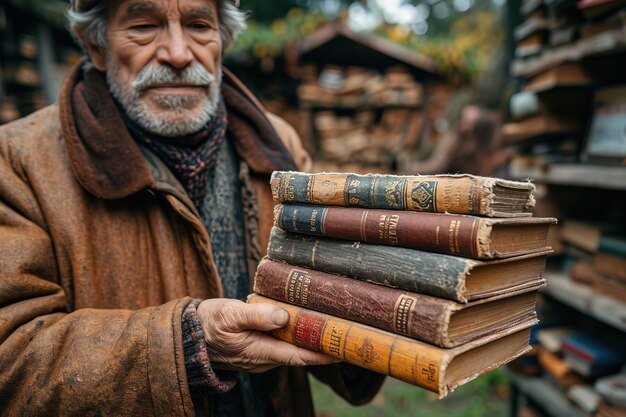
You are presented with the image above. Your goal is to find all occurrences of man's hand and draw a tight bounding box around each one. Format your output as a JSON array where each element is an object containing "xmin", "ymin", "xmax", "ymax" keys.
[{"xmin": 196, "ymin": 298, "xmax": 338, "ymax": 373}]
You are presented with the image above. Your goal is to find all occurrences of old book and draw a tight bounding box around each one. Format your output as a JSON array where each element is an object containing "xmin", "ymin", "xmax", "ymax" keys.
[
  {"xmin": 536, "ymin": 326, "xmax": 576, "ymax": 353},
  {"xmin": 538, "ymin": 347, "xmax": 587, "ymax": 388},
  {"xmin": 560, "ymin": 219, "xmax": 611, "ymax": 253},
  {"xmin": 273, "ymin": 204, "xmax": 556, "ymax": 259},
  {"xmin": 570, "ymin": 260, "xmax": 599, "ymax": 285},
  {"xmin": 254, "ymin": 259, "xmax": 543, "ymax": 348},
  {"xmin": 592, "ymin": 273, "xmax": 626, "ymax": 303},
  {"xmin": 247, "ymin": 294, "xmax": 536, "ymax": 398},
  {"xmin": 270, "ymin": 171, "xmax": 536, "ymax": 218},
  {"xmin": 594, "ymin": 251, "xmax": 626, "ymax": 283},
  {"xmin": 523, "ymin": 62, "xmax": 594, "ymax": 93},
  {"xmin": 568, "ymin": 385, "xmax": 601, "ymax": 414},
  {"xmin": 583, "ymin": 85, "xmax": 626, "ymax": 162},
  {"xmin": 516, "ymin": 33, "xmax": 545, "ymax": 58},
  {"xmin": 562, "ymin": 335, "xmax": 624, "ymax": 378},
  {"xmin": 595, "ymin": 401, "xmax": 626, "ymax": 417},
  {"xmin": 501, "ymin": 113, "xmax": 586, "ymax": 144},
  {"xmin": 267, "ymin": 227, "xmax": 549, "ymax": 303}
]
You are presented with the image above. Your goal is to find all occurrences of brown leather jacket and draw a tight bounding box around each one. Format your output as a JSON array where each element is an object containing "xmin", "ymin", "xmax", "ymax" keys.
[{"xmin": 0, "ymin": 63, "xmax": 382, "ymax": 416}]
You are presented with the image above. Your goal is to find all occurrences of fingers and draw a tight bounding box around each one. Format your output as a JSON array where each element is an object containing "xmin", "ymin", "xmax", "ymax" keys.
[
  {"xmin": 213, "ymin": 332, "xmax": 340, "ymax": 373},
  {"xmin": 196, "ymin": 298, "xmax": 341, "ymax": 373},
  {"xmin": 251, "ymin": 332, "xmax": 340, "ymax": 369}
]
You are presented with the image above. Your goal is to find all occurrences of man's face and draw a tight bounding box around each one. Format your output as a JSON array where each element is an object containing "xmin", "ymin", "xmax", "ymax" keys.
[{"xmin": 89, "ymin": 0, "xmax": 223, "ymax": 137}]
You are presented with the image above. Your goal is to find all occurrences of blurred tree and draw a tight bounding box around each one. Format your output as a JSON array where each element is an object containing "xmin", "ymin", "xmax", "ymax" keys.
[{"xmin": 239, "ymin": 0, "xmax": 300, "ymax": 23}]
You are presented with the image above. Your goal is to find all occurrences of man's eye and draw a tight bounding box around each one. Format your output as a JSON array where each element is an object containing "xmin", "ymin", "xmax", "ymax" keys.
[
  {"xmin": 188, "ymin": 22, "xmax": 211, "ymax": 30},
  {"xmin": 131, "ymin": 24, "xmax": 157, "ymax": 30}
]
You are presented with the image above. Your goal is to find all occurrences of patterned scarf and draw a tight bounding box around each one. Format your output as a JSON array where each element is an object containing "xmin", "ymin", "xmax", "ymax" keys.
[{"xmin": 124, "ymin": 98, "xmax": 228, "ymax": 211}]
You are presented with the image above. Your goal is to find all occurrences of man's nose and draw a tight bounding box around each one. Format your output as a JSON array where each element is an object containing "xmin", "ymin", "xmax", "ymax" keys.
[{"xmin": 156, "ymin": 24, "xmax": 193, "ymax": 68}]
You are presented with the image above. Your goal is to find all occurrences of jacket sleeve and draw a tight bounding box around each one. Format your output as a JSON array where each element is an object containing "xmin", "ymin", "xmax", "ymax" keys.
[{"xmin": 0, "ymin": 150, "xmax": 195, "ymax": 416}]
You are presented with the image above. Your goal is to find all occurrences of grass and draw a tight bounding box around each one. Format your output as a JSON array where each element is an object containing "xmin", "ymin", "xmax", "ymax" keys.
[{"xmin": 310, "ymin": 368, "xmax": 511, "ymax": 417}]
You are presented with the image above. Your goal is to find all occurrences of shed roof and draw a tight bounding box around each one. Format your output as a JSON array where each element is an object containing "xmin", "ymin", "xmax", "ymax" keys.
[{"xmin": 299, "ymin": 23, "xmax": 438, "ymax": 79}]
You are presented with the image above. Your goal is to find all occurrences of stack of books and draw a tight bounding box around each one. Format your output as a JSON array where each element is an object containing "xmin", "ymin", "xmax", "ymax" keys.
[{"xmin": 248, "ymin": 171, "xmax": 557, "ymax": 398}]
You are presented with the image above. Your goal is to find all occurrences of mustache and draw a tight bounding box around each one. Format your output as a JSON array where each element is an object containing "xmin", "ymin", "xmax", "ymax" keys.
[{"xmin": 131, "ymin": 63, "xmax": 215, "ymax": 91}]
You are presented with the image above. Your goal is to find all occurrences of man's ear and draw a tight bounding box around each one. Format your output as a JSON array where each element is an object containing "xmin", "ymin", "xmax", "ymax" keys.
[{"xmin": 84, "ymin": 42, "xmax": 106, "ymax": 71}]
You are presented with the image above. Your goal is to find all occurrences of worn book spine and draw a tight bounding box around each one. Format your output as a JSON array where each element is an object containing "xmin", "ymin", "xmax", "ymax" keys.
[
  {"xmin": 267, "ymin": 227, "xmax": 475, "ymax": 302},
  {"xmin": 254, "ymin": 258, "xmax": 451, "ymax": 346},
  {"xmin": 248, "ymin": 294, "xmax": 534, "ymax": 398},
  {"xmin": 274, "ymin": 204, "xmax": 484, "ymax": 257},
  {"xmin": 270, "ymin": 171, "xmax": 535, "ymax": 217}
]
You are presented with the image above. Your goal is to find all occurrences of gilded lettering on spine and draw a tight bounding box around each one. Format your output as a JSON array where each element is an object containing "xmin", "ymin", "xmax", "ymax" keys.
[
  {"xmin": 293, "ymin": 311, "xmax": 326, "ymax": 351},
  {"xmin": 328, "ymin": 326, "xmax": 344, "ymax": 356},
  {"xmin": 422, "ymin": 364, "xmax": 437, "ymax": 383},
  {"xmin": 286, "ymin": 269, "xmax": 311, "ymax": 306},
  {"xmin": 377, "ymin": 213, "xmax": 401, "ymax": 245},
  {"xmin": 355, "ymin": 338, "xmax": 381, "ymax": 364},
  {"xmin": 393, "ymin": 295, "xmax": 417, "ymax": 335},
  {"xmin": 448, "ymin": 220, "xmax": 461, "ymax": 254}
]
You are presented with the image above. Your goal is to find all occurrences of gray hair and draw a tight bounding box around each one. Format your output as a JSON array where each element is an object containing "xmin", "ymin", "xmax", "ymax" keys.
[{"xmin": 67, "ymin": 1, "xmax": 247, "ymax": 53}]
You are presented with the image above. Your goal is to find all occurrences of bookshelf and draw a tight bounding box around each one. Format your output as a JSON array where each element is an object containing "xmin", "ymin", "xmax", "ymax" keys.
[
  {"xmin": 506, "ymin": 0, "xmax": 626, "ymax": 416},
  {"xmin": 508, "ymin": 372, "xmax": 589, "ymax": 417},
  {"xmin": 509, "ymin": 163, "xmax": 626, "ymax": 190},
  {"xmin": 543, "ymin": 272, "xmax": 626, "ymax": 332},
  {"xmin": 0, "ymin": 2, "xmax": 80, "ymax": 125}
]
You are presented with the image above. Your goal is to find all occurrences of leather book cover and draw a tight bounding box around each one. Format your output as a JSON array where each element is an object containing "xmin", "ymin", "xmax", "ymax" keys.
[
  {"xmin": 267, "ymin": 227, "xmax": 549, "ymax": 303},
  {"xmin": 254, "ymin": 258, "xmax": 543, "ymax": 347},
  {"xmin": 274, "ymin": 204, "xmax": 556, "ymax": 259},
  {"xmin": 270, "ymin": 171, "xmax": 535, "ymax": 218},
  {"xmin": 247, "ymin": 294, "xmax": 536, "ymax": 398}
]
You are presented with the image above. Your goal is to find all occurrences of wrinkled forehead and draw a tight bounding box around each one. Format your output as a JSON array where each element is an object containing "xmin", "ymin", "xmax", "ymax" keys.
[{"xmin": 70, "ymin": 0, "xmax": 239, "ymax": 12}]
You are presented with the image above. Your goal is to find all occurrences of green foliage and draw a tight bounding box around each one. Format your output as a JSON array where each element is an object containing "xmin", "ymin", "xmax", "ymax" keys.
[
  {"xmin": 310, "ymin": 368, "xmax": 511, "ymax": 417},
  {"xmin": 228, "ymin": 5, "xmax": 504, "ymax": 85},
  {"xmin": 229, "ymin": 8, "xmax": 327, "ymax": 58},
  {"xmin": 373, "ymin": 11, "xmax": 505, "ymax": 83}
]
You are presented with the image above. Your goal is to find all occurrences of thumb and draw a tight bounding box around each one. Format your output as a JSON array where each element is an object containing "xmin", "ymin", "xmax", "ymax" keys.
[{"xmin": 220, "ymin": 301, "xmax": 290, "ymax": 332}]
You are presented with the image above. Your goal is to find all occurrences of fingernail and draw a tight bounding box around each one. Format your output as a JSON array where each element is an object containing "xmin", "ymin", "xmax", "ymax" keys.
[{"xmin": 271, "ymin": 309, "xmax": 289, "ymax": 326}]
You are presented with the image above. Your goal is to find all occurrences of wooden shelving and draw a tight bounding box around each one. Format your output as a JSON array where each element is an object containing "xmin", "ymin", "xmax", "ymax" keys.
[
  {"xmin": 508, "ymin": 371, "xmax": 590, "ymax": 417},
  {"xmin": 543, "ymin": 272, "xmax": 626, "ymax": 332},
  {"xmin": 509, "ymin": 163, "xmax": 626, "ymax": 191}
]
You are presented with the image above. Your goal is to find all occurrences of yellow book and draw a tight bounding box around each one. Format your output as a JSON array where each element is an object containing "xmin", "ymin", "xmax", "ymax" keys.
[{"xmin": 248, "ymin": 294, "xmax": 537, "ymax": 398}]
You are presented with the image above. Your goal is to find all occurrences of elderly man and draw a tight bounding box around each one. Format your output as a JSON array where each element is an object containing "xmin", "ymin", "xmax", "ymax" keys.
[{"xmin": 0, "ymin": 0, "xmax": 384, "ymax": 415}]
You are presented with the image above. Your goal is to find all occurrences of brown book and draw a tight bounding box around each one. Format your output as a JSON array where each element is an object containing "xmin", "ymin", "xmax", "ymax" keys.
[
  {"xmin": 249, "ymin": 294, "xmax": 536, "ymax": 398},
  {"xmin": 516, "ymin": 33, "xmax": 545, "ymax": 58},
  {"xmin": 560, "ymin": 219, "xmax": 613, "ymax": 253},
  {"xmin": 592, "ymin": 273, "xmax": 626, "ymax": 303},
  {"xmin": 595, "ymin": 402, "xmax": 626, "ymax": 417},
  {"xmin": 274, "ymin": 204, "xmax": 556, "ymax": 259},
  {"xmin": 594, "ymin": 251, "xmax": 626, "ymax": 283},
  {"xmin": 538, "ymin": 347, "xmax": 587, "ymax": 388},
  {"xmin": 523, "ymin": 62, "xmax": 594, "ymax": 93},
  {"xmin": 270, "ymin": 171, "xmax": 536, "ymax": 218},
  {"xmin": 267, "ymin": 227, "xmax": 550, "ymax": 303},
  {"xmin": 570, "ymin": 260, "xmax": 602, "ymax": 285},
  {"xmin": 502, "ymin": 113, "xmax": 586, "ymax": 144},
  {"xmin": 577, "ymin": 0, "xmax": 626, "ymax": 20},
  {"xmin": 254, "ymin": 259, "xmax": 543, "ymax": 348}
]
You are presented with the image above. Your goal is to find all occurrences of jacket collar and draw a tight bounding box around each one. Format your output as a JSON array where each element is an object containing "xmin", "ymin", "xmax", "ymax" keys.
[{"xmin": 59, "ymin": 60, "xmax": 297, "ymax": 200}]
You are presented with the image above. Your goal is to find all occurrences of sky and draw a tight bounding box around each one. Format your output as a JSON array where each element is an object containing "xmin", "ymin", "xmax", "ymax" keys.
[{"xmin": 321, "ymin": 0, "xmax": 507, "ymax": 34}]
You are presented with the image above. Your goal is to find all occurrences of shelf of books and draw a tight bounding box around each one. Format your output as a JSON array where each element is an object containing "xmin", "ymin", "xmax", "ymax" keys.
[
  {"xmin": 508, "ymin": 371, "xmax": 589, "ymax": 417},
  {"xmin": 297, "ymin": 65, "xmax": 430, "ymax": 173},
  {"xmin": 509, "ymin": 162, "xmax": 626, "ymax": 190},
  {"xmin": 544, "ymin": 271, "xmax": 626, "ymax": 332},
  {"xmin": 505, "ymin": 0, "xmax": 626, "ymax": 416}
]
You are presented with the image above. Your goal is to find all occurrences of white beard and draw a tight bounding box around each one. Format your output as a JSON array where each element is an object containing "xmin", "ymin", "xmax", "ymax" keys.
[{"xmin": 106, "ymin": 56, "xmax": 222, "ymax": 137}]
